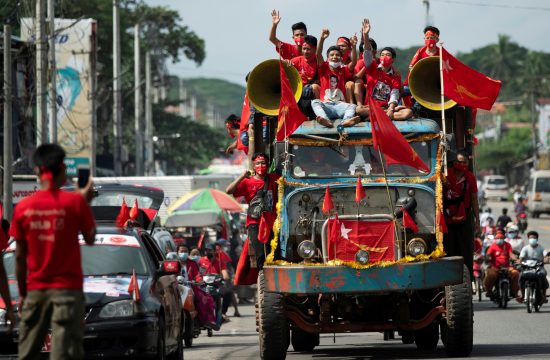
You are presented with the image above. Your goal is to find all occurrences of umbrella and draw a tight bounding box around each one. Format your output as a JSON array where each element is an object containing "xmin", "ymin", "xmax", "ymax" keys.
[
  {"xmin": 164, "ymin": 209, "xmax": 221, "ymax": 227},
  {"xmin": 167, "ymin": 188, "xmax": 243, "ymax": 214}
]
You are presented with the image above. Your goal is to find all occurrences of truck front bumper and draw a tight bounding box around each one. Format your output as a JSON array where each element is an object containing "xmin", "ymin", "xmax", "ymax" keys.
[{"xmin": 263, "ymin": 256, "xmax": 464, "ymax": 294}]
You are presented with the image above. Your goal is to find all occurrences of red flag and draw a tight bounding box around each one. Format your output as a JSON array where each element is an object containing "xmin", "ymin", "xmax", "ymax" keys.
[
  {"xmin": 258, "ymin": 213, "xmax": 275, "ymax": 244},
  {"xmin": 355, "ymin": 175, "xmax": 366, "ymax": 204},
  {"xmin": 441, "ymin": 47, "xmax": 501, "ymax": 111},
  {"xmin": 329, "ymin": 213, "xmax": 340, "ymax": 245},
  {"xmin": 127, "ymin": 269, "xmax": 141, "ymax": 302},
  {"xmin": 234, "ymin": 238, "xmax": 259, "ymax": 286},
  {"xmin": 369, "ymin": 96, "xmax": 430, "ymax": 173},
  {"xmin": 276, "ymin": 61, "xmax": 306, "ymax": 141},
  {"xmin": 236, "ymin": 93, "xmax": 250, "ymax": 153},
  {"xmin": 115, "ymin": 198, "xmax": 130, "ymax": 228},
  {"xmin": 129, "ymin": 199, "xmax": 139, "ymax": 220},
  {"xmin": 322, "ymin": 186, "xmax": 334, "ymax": 214},
  {"xmin": 402, "ymin": 209, "xmax": 419, "ymax": 233},
  {"xmin": 437, "ymin": 209, "xmax": 448, "ymax": 234}
]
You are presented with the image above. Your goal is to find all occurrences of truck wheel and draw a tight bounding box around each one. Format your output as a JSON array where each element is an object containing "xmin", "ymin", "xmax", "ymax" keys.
[
  {"xmin": 400, "ymin": 331, "xmax": 415, "ymax": 344},
  {"xmin": 442, "ymin": 265, "xmax": 473, "ymax": 358},
  {"xmin": 291, "ymin": 328, "xmax": 319, "ymax": 352},
  {"xmin": 258, "ymin": 271, "xmax": 289, "ymax": 360},
  {"xmin": 414, "ymin": 323, "xmax": 439, "ymax": 351}
]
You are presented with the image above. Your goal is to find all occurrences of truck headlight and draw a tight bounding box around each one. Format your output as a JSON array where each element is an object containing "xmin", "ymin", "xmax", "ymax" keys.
[
  {"xmin": 297, "ymin": 240, "xmax": 316, "ymax": 259},
  {"xmin": 355, "ymin": 250, "xmax": 370, "ymax": 265},
  {"xmin": 407, "ymin": 238, "xmax": 427, "ymax": 256},
  {"xmin": 99, "ymin": 300, "xmax": 134, "ymax": 318}
]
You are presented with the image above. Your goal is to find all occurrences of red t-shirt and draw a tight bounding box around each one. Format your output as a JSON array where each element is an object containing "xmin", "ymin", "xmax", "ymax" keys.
[
  {"xmin": 291, "ymin": 55, "xmax": 317, "ymax": 86},
  {"xmin": 198, "ymin": 256, "xmax": 227, "ymax": 275},
  {"xmin": 9, "ymin": 190, "xmax": 96, "ymax": 291},
  {"xmin": 186, "ymin": 260, "xmax": 202, "ymax": 282},
  {"xmin": 486, "ymin": 242, "xmax": 512, "ymax": 269},
  {"xmin": 276, "ymin": 41, "xmax": 300, "ymax": 60},
  {"xmin": 364, "ymin": 62, "xmax": 402, "ymax": 107},
  {"xmin": 409, "ymin": 46, "xmax": 440, "ymax": 69},
  {"xmin": 445, "ymin": 169, "xmax": 478, "ymax": 210},
  {"xmin": 318, "ymin": 62, "xmax": 353, "ymax": 103},
  {"xmin": 233, "ymin": 173, "xmax": 280, "ymax": 227}
]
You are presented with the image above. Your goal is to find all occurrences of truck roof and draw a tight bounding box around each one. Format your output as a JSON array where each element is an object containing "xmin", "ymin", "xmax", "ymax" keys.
[{"xmin": 291, "ymin": 118, "xmax": 440, "ymax": 137}]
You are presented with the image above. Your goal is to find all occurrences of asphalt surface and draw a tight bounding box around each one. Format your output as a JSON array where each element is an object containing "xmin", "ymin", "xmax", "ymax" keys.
[{"xmin": 186, "ymin": 200, "xmax": 550, "ymax": 360}]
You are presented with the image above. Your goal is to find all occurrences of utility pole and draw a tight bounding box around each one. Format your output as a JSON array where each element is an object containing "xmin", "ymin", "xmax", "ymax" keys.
[
  {"xmin": 36, "ymin": 0, "xmax": 47, "ymax": 145},
  {"xmin": 90, "ymin": 23, "xmax": 97, "ymax": 176},
  {"xmin": 47, "ymin": 0, "xmax": 56, "ymax": 143},
  {"xmin": 134, "ymin": 24, "xmax": 144, "ymax": 176},
  {"xmin": 145, "ymin": 51, "xmax": 153, "ymax": 175},
  {"xmin": 112, "ymin": 0, "xmax": 122, "ymax": 175},
  {"xmin": 4, "ymin": 26, "xmax": 13, "ymax": 220},
  {"xmin": 422, "ymin": 0, "xmax": 432, "ymax": 26}
]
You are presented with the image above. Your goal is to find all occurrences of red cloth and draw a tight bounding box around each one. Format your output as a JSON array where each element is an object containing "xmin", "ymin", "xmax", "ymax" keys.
[
  {"xmin": 322, "ymin": 185, "xmax": 334, "ymax": 214},
  {"xmin": 233, "ymin": 238, "xmax": 259, "ymax": 286},
  {"xmin": 445, "ymin": 169, "xmax": 478, "ymax": 210},
  {"xmin": 318, "ymin": 62, "xmax": 353, "ymax": 102},
  {"xmin": 402, "ymin": 209, "xmax": 419, "ymax": 233},
  {"xmin": 198, "ymin": 256, "xmax": 227, "ymax": 275},
  {"xmin": 277, "ymin": 61, "xmax": 306, "ymax": 141},
  {"xmin": 355, "ymin": 176, "xmax": 366, "ymax": 203},
  {"xmin": 186, "ymin": 260, "xmax": 202, "ymax": 282},
  {"xmin": 258, "ymin": 213, "xmax": 275, "ymax": 244},
  {"xmin": 328, "ymin": 213, "xmax": 340, "ymax": 245},
  {"xmin": 441, "ymin": 48, "xmax": 501, "ymax": 110},
  {"xmin": 115, "ymin": 199, "xmax": 130, "ymax": 228},
  {"xmin": 364, "ymin": 62, "xmax": 401, "ymax": 107},
  {"xmin": 291, "ymin": 55, "xmax": 317, "ymax": 86},
  {"xmin": 327, "ymin": 219, "xmax": 395, "ymax": 262},
  {"xmin": 237, "ymin": 93, "xmax": 250, "ymax": 153},
  {"xmin": 233, "ymin": 173, "xmax": 280, "ymax": 227},
  {"xmin": 9, "ymin": 190, "xmax": 96, "ymax": 291},
  {"xmin": 369, "ymin": 97, "xmax": 430, "ymax": 173},
  {"xmin": 276, "ymin": 41, "xmax": 300, "ymax": 60},
  {"xmin": 486, "ymin": 242, "xmax": 513, "ymax": 269},
  {"xmin": 129, "ymin": 199, "xmax": 139, "ymax": 220}
]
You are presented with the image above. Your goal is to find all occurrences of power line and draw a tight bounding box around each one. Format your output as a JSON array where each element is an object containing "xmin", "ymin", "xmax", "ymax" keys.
[{"xmin": 430, "ymin": 0, "xmax": 550, "ymax": 11}]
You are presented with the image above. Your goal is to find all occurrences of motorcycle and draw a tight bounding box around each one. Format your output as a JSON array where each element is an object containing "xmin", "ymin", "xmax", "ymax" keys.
[
  {"xmin": 472, "ymin": 254, "xmax": 485, "ymax": 302},
  {"xmin": 490, "ymin": 267, "xmax": 513, "ymax": 308},
  {"xmin": 517, "ymin": 212, "xmax": 528, "ymax": 234},
  {"xmin": 518, "ymin": 259, "xmax": 545, "ymax": 313},
  {"xmin": 202, "ymin": 273, "xmax": 224, "ymax": 337},
  {"xmin": 177, "ymin": 276, "xmax": 201, "ymax": 347}
]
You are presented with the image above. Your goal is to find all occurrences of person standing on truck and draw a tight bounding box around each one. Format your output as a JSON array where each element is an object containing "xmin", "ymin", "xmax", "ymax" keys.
[
  {"xmin": 311, "ymin": 28, "xmax": 359, "ymax": 128},
  {"xmin": 408, "ymin": 26, "xmax": 441, "ymax": 70},
  {"xmin": 226, "ymin": 153, "xmax": 280, "ymax": 269},
  {"xmin": 10, "ymin": 143, "xmax": 96, "ymax": 359},
  {"xmin": 443, "ymin": 150, "xmax": 480, "ymax": 279},
  {"xmin": 224, "ymin": 114, "xmax": 241, "ymax": 154},
  {"xmin": 269, "ymin": 9, "xmax": 307, "ymax": 60}
]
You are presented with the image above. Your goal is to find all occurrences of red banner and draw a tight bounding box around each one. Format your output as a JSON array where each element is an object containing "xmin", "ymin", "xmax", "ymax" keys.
[
  {"xmin": 237, "ymin": 93, "xmax": 250, "ymax": 153},
  {"xmin": 277, "ymin": 61, "xmax": 306, "ymax": 141},
  {"xmin": 327, "ymin": 220, "xmax": 395, "ymax": 263}
]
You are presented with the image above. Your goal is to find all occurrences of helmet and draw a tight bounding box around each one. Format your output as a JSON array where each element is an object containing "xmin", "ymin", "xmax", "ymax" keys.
[
  {"xmin": 166, "ymin": 252, "xmax": 179, "ymax": 261},
  {"xmin": 507, "ymin": 224, "xmax": 519, "ymax": 232}
]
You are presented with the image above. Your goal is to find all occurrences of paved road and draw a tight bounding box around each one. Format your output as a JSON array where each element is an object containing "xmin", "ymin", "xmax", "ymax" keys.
[{"xmin": 186, "ymin": 200, "xmax": 550, "ymax": 360}]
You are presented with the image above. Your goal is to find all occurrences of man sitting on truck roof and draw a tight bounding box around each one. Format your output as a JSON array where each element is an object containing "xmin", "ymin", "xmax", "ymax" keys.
[
  {"xmin": 311, "ymin": 28, "xmax": 359, "ymax": 128},
  {"xmin": 354, "ymin": 19, "xmax": 412, "ymax": 124},
  {"xmin": 269, "ymin": 9, "xmax": 307, "ymax": 60}
]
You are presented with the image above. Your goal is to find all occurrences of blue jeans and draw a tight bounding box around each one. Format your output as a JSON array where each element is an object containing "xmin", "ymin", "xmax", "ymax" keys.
[{"xmin": 311, "ymin": 100, "xmax": 356, "ymax": 120}]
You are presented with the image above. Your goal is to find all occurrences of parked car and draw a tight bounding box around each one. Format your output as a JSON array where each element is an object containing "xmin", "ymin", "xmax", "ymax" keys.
[{"xmin": 482, "ymin": 175, "xmax": 509, "ymax": 201}]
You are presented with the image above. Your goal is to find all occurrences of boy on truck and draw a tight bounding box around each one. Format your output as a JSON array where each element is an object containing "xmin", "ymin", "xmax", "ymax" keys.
[{"xmin": 269, "ymin": 9, "xmax": 307, "ymax": 60}]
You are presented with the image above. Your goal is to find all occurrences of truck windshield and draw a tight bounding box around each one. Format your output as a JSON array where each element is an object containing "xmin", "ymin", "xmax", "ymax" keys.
[
  {"xmin": 289, "ymin": 141, "xmax": 432, "ymax": 178},
  {"xmin": 535, "ymin": 178, "xmax": 550, "ymax": 192}
]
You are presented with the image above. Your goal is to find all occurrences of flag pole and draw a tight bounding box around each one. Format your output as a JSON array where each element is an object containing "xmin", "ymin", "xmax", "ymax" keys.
[
  {"xmin": 377, "ymin": 150, "xmax": 402, "ymax": 259},
  {"xmin": 439, "ymin": 43, "xmax": 448, "ymax": 176}
]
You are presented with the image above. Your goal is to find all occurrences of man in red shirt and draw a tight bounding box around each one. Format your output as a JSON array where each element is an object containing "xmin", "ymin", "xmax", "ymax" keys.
[
  {"xmin": 311, "ymin": 28, "xmax": 359, "ymax": 128},
  {"xmin": 226, "ymin": 153, "xmax": 280, "ymax": 269},
  {"xmin": 198, "ymin": 244, "xmax": 229, "ymax": 278},
  {"xmin": 224, "ymin": 114, "xmax": 241, "ymax": 154},
  {"xmin": 290, "ymin": 35, "xmax": 320, "ymax": 100},
  {"xmin": 484, "ymin": 233, "xmax": 520, "ymax": 299},
  {"xmin": 408, "ymin": 26, "xmax": 440, "ymax": 71},
  {"xmin": 269, "ymin": 9, "xmax": 307, "ymax": 60},
  {"xmin": 10, "ymin": 144, "xmax": 96, "ymax": 359}
]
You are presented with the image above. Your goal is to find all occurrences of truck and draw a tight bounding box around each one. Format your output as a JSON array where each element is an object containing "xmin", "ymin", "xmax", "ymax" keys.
[{"xmin": 245, "ymin": 59, "xmax": 475, "ymax": 359}]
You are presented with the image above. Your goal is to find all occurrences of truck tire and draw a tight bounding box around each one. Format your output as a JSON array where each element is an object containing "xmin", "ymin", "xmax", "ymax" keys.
[
  {"xmin": 442, "ymin": 265, "xmax": 473, "ymax": 358},
  {"xmin": 258, "ymin": 271, "xmax": 289, "ymax": 360},
  {"xmin": 291, "ymin": 328, "xmax": 319, "ymax": 352},
  {"xmin": 414, "ymin": 323, "xmax": 439, "ymax": 351}
]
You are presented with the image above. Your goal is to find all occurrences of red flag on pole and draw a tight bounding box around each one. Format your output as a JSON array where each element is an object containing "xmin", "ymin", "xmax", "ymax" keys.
[
  {"xmin": 276, "ymin": 61, "xmax": 306, "ymax": 141},
  {"xmin": 322, "ymin": 186, "xmax": 334, "ymax": 214},
  {"xmin": 258, "ymin": 213, "xmax": 275, "ymax": 244},
  {"xmin": 369, "ymin": 96, "xmax": 430, "ymax": 173},
  {"xmin": 355, "ymin": 175, "xmax": 366, "ymax": 204},
  {"xmin": 402, "ymin": 209, "xmax": 419, "ymax": 233},
  {"xmin": 328, "ymin": 213, "xmax": 340, "ymax": 245},
  {"xmin": 237, "ymin": 93, "xmax": 251, "ymax": 153},
  {"xmin": 441, "ymin": 47, "xmax": 501, "ymax": 111},
  {"xmin": 127, "ymin": 269, "xmax": 141, "ymax": 302},
  {"xmin": 437, "ymin": 209, "xmax": 448, "ymax": 234},
  {"xmin": 129, "ymin": 199, "xmax": 139, "ymax": 220},
  {"xmin": 116, "ymin": 197, "xmax": 130, "ymax": 228}
]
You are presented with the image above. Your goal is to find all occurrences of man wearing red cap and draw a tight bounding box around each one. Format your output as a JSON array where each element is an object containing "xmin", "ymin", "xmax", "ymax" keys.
[{"xmin": 484, "ymin": 232, "xmax": 520, "ymax": 300}]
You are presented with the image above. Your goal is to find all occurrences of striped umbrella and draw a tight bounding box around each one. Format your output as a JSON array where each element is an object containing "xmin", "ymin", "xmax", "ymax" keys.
[{"xmin": 167, "ymin": 188, "xmax": 243, "ymax": 214}]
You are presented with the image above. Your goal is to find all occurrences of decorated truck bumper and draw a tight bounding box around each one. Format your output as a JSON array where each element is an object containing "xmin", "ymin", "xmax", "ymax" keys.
[{"xmin": 263, "ymin": 256, "xmax": 464, "ymax": 294}]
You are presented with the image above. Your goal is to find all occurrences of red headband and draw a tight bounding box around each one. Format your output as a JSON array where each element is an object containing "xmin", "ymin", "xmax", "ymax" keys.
[
  {"xmin": 337, "ymin": 37, "xmax": 351, "ymax": 46},
  {"xmin": 254, "ymin": 155, "xmax": 267, "ymax": 162},
  {"xmin": 425, "ymin": 30, "xmax": 438, "ymax": 38}
]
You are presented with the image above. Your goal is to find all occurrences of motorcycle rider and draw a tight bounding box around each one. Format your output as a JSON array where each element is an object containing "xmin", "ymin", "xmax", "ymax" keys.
[
  {"xmin": 518, "ymin": 231, "xmax": 549, "ymax": 303},
  {"xmin": 484, "ymin": 232, "xmax": 520, "ymax": 300},
  {"xmin": 505, "ymin": 224, "xmax": 524, "ymax": 255},
  {"xmin": 496, "ymin": 208, "xmax": 512, "ymax": 231},
  {"xmin": 479, "ymin": 207, "xmax": 492, "ymax": 228}
]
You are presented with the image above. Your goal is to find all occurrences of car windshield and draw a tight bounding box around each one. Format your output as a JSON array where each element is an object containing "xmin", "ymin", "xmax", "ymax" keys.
[
  {"xmin": 487, "ymin": 178, "xmax": 506, "ymax": 185},
  {"xmin": 91, "ymin": 192, "xmax": 154, "ymax": 208},
  {"xmin": 289, "ymin": 141, "xmax": 432, "ymax": 178},
  {"xmin": 535, "ymin": 178, "xmax": 550, "ymax": 192},
  {"xmin": 82, "ymin": 245, "xmax": 149, "ymax": 276}
]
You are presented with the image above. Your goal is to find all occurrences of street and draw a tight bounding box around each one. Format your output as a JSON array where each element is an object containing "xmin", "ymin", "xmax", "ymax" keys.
[{"xmin": 186, "ymin": 200, "xmax": 550, "ymax": 360}]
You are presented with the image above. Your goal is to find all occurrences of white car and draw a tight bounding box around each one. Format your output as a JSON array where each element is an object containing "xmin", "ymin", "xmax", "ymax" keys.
[{"xmin": 482, "ymin": 175, "xmax": 509, "ymax": 201}]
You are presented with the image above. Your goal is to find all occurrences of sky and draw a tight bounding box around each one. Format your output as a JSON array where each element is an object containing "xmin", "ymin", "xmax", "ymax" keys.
[{"xmin": 146, "ymin": 0, "xmax": 550, "ymax": 86}]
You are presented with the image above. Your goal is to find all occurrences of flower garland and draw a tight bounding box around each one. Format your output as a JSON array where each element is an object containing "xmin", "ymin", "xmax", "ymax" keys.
[
  {"xmin": 289, "ymin": 133, "xmax": 439, "ymax": 147},
  {"xmin": 265, "ymin": 138, "xmax": 446, "ymax": 268}
]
